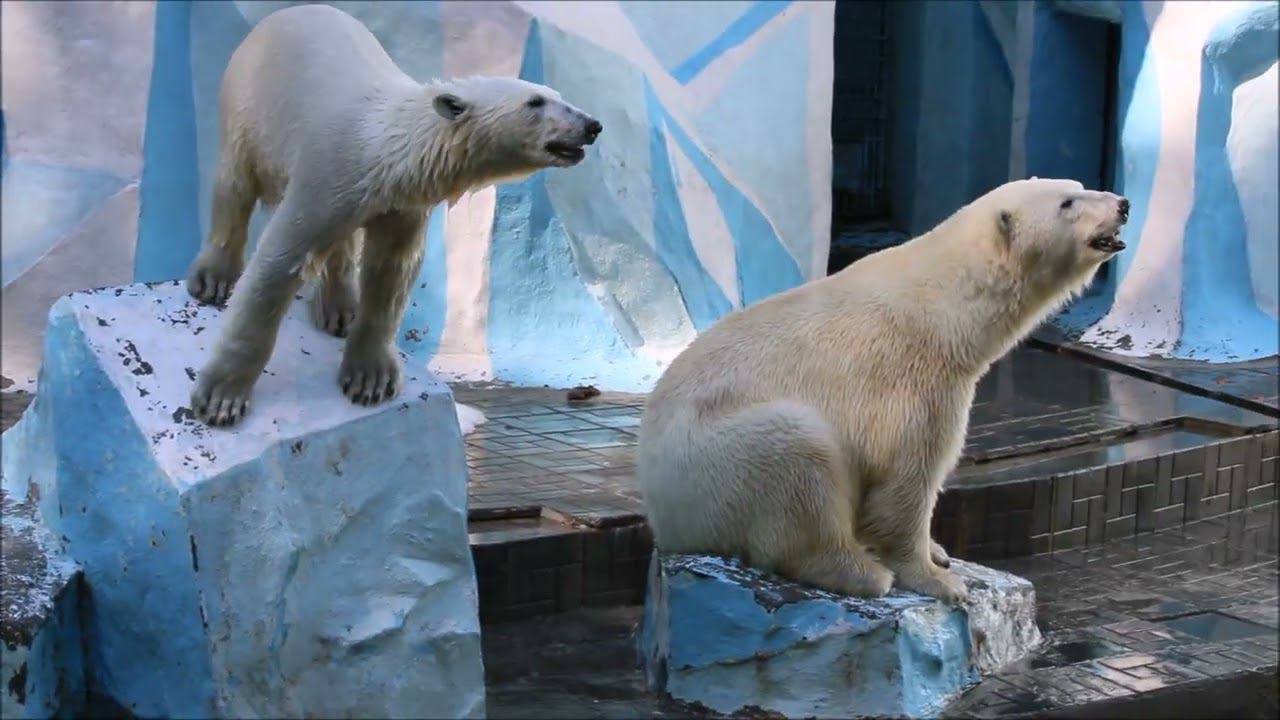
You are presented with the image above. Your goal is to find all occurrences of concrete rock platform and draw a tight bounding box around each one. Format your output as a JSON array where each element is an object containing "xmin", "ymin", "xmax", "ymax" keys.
[
  {"xmin": 1, "ymin": 490, "xmax": 84, "ymax": 719},
  {"xmin": 640, "ymin": 554, "xmax": 1041, "ymax": 718},
  {"xmin": 1, "ymin": 281, "xmax": 484, "ymax": 719}
]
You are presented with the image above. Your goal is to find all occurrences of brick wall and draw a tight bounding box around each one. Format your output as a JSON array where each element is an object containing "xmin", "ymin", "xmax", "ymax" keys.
[{"xmin": 935, "ymin": 431, "xmax": 1279, "ymax": 560}]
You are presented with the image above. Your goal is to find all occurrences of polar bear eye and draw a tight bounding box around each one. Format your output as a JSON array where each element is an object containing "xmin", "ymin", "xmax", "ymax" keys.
[
  {"xmin": 1059, "ymin": 199, "xmax": 1074, "ymax": 210},
  {"xmin": 526, "ymin": 96, "xmax": 546, "ymax": 109}
]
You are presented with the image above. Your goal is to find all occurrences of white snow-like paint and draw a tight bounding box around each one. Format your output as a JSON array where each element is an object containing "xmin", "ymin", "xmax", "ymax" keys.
[
  {"xmin": 70, "ymin": 283, "xmax": 458, "ymax": 491},
  {"xmin": 806, "ymin": 5, "xmax": 835, "ymax": 279},
  {"xmin": 1228, "ymin": 61, "xmax": 1279, "ymax": 318},
  {"xmin": 454, "ymin": 402, "xmax": 487, "ymax": 436},
  {"xmin": 1081, "ymin": 0, "xmax": 1257, "ymax": 357},
  {"xmin": 440, "ymin": 188, "xmax": 499, "ymax": 370}
]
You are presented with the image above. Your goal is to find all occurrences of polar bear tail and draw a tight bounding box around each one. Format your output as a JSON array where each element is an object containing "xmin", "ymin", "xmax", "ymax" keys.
[{"xmin": 638, "ymin": 400, "xmax": 893, "ymax": 597}]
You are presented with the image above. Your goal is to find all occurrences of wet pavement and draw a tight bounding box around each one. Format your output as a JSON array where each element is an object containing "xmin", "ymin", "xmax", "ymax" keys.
[
  {"xmin": 456, "ymin": 345, "xmax": 1275, "ymax": 526},
  {"xmin": 482, "ymin": 506, "xmax": 1279, "ymax": 719},
  {"xmin": 1032, "ymin": 328, "xmax": 1279, "ymax": 419}
]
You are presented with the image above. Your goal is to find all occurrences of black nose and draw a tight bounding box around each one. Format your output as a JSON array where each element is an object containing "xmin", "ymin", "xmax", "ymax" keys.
[
  {"xmin": 1118, "ymin": 197, "xmax": 1130, "ymax": 219},
  {"xmin": 584, "ymin": 119, "xmax": 602, "ymax": 143}
]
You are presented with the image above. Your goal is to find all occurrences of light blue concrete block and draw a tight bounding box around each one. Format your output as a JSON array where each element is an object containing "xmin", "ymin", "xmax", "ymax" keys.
[
  {"xmin": 0, "ymin": 281, "xmax": 484, "ymax": 719},
  {"xmin": 1, "ymin": 490, "xmax": 85, "ymax": 719},
  {"xmin": 640, "ymin": 554, "xmax": 1041, "ymax": 718}
]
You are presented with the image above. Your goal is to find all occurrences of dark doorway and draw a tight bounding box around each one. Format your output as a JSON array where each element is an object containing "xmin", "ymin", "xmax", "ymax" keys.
[
  {"xmin": 829, "ymin": 0, "xmax": 904, "ymax": 274},
  {"xmin": 1091, "ymin": 18, "xmax": 1124, "ymax": 290}
]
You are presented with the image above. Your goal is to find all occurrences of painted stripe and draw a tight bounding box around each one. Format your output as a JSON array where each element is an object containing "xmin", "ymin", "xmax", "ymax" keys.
[
  {"xmin": 646, "ymin": 82, "xmax": 735, "ymax": 329},
  {"xmin": 664, "ymin": 126, "xmax": 741, "ymax": 309},
  {"xmin": 135, "ymin": 0, "xmax": 202, "ymax": 283},
  {"xmin": 649, "ymin": 81, "xmax": 804, "ymax": 307},
  {"xmin": 670, "ymin": 0, "xmax": 792, "ymax": 84},
  {"xmin": 683, "ymin": 3, "xmax": 802, "ymax": 114}
]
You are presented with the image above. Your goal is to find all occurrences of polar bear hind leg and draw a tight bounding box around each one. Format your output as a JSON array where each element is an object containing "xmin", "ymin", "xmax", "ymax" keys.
[
  {"xmin": 338, "ymin": 208, "xmax": 428, "ymax": 406},
  {"xmin": 311, "ymin": 231, "xmax": 361, "ymax": 338},
  {"xmin": 654, "ymin": 400, "xmax": 894, "ymax": 598}
]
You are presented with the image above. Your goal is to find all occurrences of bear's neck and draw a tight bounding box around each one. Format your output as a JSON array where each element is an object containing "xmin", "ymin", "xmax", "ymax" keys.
[
  {"xmin": 367, "ymin": 87, "xmax": 502, "ymax": 209},
  {"xmin": 887, "ymin": 233, "xmax": 1094, "ymax": 377}
]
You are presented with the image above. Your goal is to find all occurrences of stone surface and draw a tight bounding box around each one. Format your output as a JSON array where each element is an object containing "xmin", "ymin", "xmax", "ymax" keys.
[
  {"xmin": 0, "ymin": 281, "xmax": 484, "ymax": 718},
  {"xmin": 1, "ymin": 490, "xmax": 84, "ymax": 720},
  {"xmin": 639, "ymin": 553, "xmax": 1042, "ymax": 719}
]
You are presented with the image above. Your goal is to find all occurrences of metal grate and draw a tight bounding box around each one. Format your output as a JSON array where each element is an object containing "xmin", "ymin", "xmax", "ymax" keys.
[{"xmin": 831, "ymin": 0, "xmax": 890, "ymax": 226}]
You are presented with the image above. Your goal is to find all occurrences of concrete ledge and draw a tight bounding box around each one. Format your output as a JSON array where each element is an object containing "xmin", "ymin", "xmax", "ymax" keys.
[
  {"xmin": 1, "ymin": 490, "xmax": 85, "ymax": 719},
  {"xmin": 640, "ymin": 553, "xmax": 1042, "ymax": 718},
  {"xmin": 1, "ymin": 282, "xmax": 484, "ymax": 718}
]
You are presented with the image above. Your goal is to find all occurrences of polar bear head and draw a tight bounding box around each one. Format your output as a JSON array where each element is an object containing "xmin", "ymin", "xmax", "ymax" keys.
[
  {"xmin": 430, "ymin": 76, "xmax": 602, "ymax": 179},
  {"xmin": 984, "ymin": 177, "xmax": 1130, "ymax": 292}
]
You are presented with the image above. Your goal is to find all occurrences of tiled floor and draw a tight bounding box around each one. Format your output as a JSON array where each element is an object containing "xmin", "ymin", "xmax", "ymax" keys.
[
  {"xmin": 453, "ymin": 385, "xmax": 647, "ymax": 524},
  {"xmin": 943, "ymin": 507, "xmax": 1279, "ymax": 717},
  {"xmin": 481, "ymin": 506, "xmax": 1280, "ymax": 719}
]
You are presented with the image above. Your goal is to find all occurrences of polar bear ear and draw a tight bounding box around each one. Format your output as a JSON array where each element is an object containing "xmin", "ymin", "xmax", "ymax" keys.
[
  {"xmin": 998, "ymin": 210, "xmax": 1015, "ymax": 247},
  {"xmin": 433, "ymin": 93, "xmax": 471, "ymax": 121}
]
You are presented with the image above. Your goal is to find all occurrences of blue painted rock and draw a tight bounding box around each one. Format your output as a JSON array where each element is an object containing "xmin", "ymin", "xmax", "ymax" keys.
[
  {"xmin": 1, "ymin": 491, "xmax": 85, "ymax": 719},
  {"xmin": 0, "ymin": 282, "xmax": 483, "ymax": 718},
  {"xmin": 640, "ymin": 553, "xmax": 1042, "ymax": 718}
]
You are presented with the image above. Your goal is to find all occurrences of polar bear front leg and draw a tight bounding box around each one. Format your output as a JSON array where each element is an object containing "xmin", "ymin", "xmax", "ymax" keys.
[
  {"xmin": 191, "ymin": 199, "xmax": 347, "ymax": 426},
  {"xmin": 339, "ymin": 209, "xmax": 427, "ymax": 406},
  {"xmin": 187, "ymin": 167, "xmax": 256, "ymax": 306},
  {"xmin": 860, "ymin": 476, "xmax": 967, "ymax": 603}
]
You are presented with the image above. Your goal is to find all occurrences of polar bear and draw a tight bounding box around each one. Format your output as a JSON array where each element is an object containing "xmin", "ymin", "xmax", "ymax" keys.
[
  {"xmin": 637, "ymin": 178, "xmax": 1129, "ymax": 602},
  {"xmin": 185, "ymin": 4, "xmax": 602, "ymax": 426}
]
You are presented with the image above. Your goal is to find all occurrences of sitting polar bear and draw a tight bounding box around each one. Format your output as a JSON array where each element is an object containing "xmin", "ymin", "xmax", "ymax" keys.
[
  {"xmin": 637, "ymin": 178, "xmax": 1129, "ymax": 602},
  {"xmin": 186, "ymin": 4, "xmax": 602, "ymax": 426}
]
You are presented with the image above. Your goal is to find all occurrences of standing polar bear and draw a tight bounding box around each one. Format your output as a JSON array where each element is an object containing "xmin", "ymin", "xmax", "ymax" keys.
[
  {"xmin": 638, "ymin": 178, "xmax": 1129, "ymax": 602},
  {"xmin": 185, "ymin": 4, "xmax": 602, "ymax": 426}
]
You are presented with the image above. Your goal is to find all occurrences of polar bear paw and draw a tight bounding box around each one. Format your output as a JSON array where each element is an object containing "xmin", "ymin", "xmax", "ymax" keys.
[
  {"xmin": 187, "ymin": 248, "xmax": 244, "ymax": 306},
  {"xmin": 896, "ymin": 562, "xmax": 968, "ymax": 604},
  {"xmin": 930, "ymin": 539, "xmax": 952, "ymax": 568},
  {"xmin": 789, "ymin": 548, "xmax": 895, "ymax": 599},
  {"xmin": 339, "ymin": 343, "xmax": 403, "ymax": 406},
  {"xmin": 311, "ymin": 279, "xmax": 359, "ymax": 338},
  {"xmin": 190, "ymin": 366, "xmax": 256, "ymax": 427}
]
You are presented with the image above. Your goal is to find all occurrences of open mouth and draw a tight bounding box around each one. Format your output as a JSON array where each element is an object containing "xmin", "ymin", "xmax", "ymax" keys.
[
  {"xmin": 1088, "ymin": 231, "xmax": 1126, "ymax": 253},
  {"xmin": 545, "ymin": 141, "xmax": 586, "ymax": 164}
]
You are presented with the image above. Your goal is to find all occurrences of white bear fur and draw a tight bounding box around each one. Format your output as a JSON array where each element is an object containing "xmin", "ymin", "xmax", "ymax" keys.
[
  {"xmin": 185, "ymin": 3, "xmax": 600, "ymax": 426},
  {"xmin": 637, "ymin": 178, "xmax": 1130, "ymax": 602}
]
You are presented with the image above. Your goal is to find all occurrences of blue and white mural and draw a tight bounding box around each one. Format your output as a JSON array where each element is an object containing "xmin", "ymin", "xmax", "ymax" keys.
[{"xmin": 2, "ymin": 0, "xmax": 834, "ymax": 392}]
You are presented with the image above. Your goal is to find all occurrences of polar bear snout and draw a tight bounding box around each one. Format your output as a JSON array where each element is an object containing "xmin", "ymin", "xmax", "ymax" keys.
[
  {"xmin": 541, "ymin": 109, "xmax": 602, "ymax": 166},
  {"xmin": 1086, "ymin": 194, "xmax": 1130, "ymax": 254},
  {"xmin": 583, "ymin": 117, "xmax": 603, "ymax": 144}
]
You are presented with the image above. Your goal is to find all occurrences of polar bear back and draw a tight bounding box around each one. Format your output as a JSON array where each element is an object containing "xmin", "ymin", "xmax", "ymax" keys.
[{"xmin": 219, "ymin": 4, "xmax": 417, "ymax": 192}]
